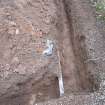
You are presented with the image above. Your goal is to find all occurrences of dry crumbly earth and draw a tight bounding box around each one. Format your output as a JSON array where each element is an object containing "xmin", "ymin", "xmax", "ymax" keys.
[
  {"xmin": 0, "ymin": 0, "xmax": 60, "ymax": 104},
  {"xmin": 0, "ymin": 0, "xmax": 105, "ymax": 105}
]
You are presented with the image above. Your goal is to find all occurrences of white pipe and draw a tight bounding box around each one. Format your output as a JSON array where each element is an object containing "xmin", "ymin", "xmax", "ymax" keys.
[
  {"xmin": 57, "ymin": 51, "xmax": 64, "ymax": 96},
  {"xmin": 58, "ymin": 74, "xmax": 64, "ymax": 96}
]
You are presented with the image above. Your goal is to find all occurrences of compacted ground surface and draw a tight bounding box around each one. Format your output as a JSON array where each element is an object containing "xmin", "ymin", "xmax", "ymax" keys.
[{"xmin": 0, "ymin": 0, "xmax": 105, "ymax": 105}]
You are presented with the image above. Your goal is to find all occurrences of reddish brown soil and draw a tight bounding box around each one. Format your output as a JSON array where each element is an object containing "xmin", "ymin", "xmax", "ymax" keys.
[{"xmin": 0, "ymin": 0, "xmax": 100, "ymax": 105}]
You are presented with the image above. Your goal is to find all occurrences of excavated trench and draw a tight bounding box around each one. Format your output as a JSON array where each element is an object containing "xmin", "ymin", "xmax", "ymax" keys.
[
  {"xmin": 0, "ymin": 0, "xmax": 99, "ymax": 105},
  {"xmin": 55, "ymin": 0, "xmax": 98, "ymax": 94}
]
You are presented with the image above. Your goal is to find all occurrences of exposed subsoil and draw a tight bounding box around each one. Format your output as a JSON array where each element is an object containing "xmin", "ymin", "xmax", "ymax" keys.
[{"xmin": 0, "ymin": 0, "xmax": 101, "ymax": 105}]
